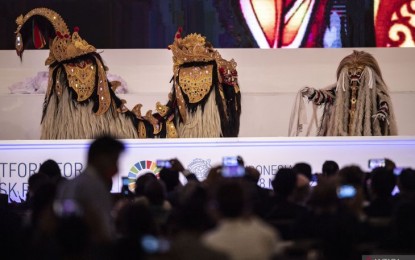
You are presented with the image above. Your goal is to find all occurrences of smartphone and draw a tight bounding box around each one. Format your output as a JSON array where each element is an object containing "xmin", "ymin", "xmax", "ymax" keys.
[
  {"xmin": 141, "ymin": 235, "xmax": 170, "ymax": 254},
  {"xmin": 337, "ymin": 185, "xmax": 356, "ymax": 199},
  {"xmin": 310, "ymin": 173, "xmax": 319, "ymax": 187},
  {"xmin": 121, "ymin": 177, "xmax": 130, "ymax": 195},
  {"xmin": 368, "ymin": 159, "xmax": 385, "ymax": 170},
  {"xmin": 156, "ymin": 160, "xmax": 172, "ymax": 168},
  {"xmin": 222, "ymin": 156, "xmax": 245, "ymax": 177},
  {"xmin": 122, "ymin": 176, "xmax": 129, "ymax": 186}
]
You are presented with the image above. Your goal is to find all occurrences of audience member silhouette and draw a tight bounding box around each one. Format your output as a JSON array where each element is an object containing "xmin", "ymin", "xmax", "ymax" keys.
[
  {"xmin": 304, "ymin": 180, "xmax": 362, "ymax": 260},
  {"xmin": 143, "ymin": 179, "xmax": 172, "ymax": 232},
  {"xmin": 113, "ymin": 200, "xmax": 157, "ymax": 259},
  {"xmin": 134, "ymin": 172, "xmax": 157, "ymax": 197},
  {"xmin": 396, "ymin": 168, "xmax": 415, "ymax": 203},
  {"xmin": 365, "ymin": 167, "xmax": 397, "ymax": 218},
  {"xmin": 3, "ymin": 150, "xmax": 415, "ymax": 259},
  {"xmin": 57, "ymin": 135, "xmax": 125, "ymax": 245},
  {"xmin": 204, "ymin": 180, "xmax": 282, "ymax": 260},
  {"xmin": 159, "ymin": 167, "xmax": 182, "ymax": 207},
  {"xmin": 266, "ymin": 168, "xmax": 308, "ymax": 240},
  {"xmin": 322, "ymin": 160, "xmax": 339, "ymax": 178},
  {"xmin": 38, "ymin": 159, "xmax": 63, "ymax": 185},
  {"xmin": 167, "ymin": 182, "xmax": 228, "ymax": 260},
  {"xmin": 293, "ymin": 162, "xmax": 313, "ymax": 181}
]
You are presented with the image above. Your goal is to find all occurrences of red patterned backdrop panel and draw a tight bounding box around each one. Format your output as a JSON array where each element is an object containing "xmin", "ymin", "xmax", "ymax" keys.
[{"xmin": 376, "ymin": 0, "xmax": 415, "ymax": 47}]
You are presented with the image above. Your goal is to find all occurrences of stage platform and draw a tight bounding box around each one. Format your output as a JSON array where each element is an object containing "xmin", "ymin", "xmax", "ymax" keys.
[
  {"xmin": 1, "ymin": 48, "xmax": 415, "ymax": 139},
  {"xmin": 1, "ymin": 136, "xmax": 414, "ymax": 202}
]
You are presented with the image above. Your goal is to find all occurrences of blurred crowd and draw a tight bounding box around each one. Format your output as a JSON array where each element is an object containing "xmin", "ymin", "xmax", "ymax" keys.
[{"xmin": 0, "ymin": 136, "xmax": 414, "ymax": 260}]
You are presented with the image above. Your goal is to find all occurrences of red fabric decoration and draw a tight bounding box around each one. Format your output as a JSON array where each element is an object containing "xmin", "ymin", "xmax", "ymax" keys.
[
  {"xmin": 73, "ymin": 26, "xmax": 80, "ymax": 32},
  {"xmin": 175, "ymin": 27, "xmax": 183, "ymax": 39},
  {"xmin": 56, "ymin": 31, "xmax": 63, "ymax": 38},
  {"xmin": 33, "ymin": 21, "xmax": 46, "ymax": 49}
]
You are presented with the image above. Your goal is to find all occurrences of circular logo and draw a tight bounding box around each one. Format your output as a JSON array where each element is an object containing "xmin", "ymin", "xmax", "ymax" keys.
[{"xmin": 127, "ymin": 160, "xmax": 161, "ymax": 192}]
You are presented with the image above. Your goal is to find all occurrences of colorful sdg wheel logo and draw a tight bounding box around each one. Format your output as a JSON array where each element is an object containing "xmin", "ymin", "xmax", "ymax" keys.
[{"xmin": 127, "ymin": 160, "xmax": 161, "ymax": 192}]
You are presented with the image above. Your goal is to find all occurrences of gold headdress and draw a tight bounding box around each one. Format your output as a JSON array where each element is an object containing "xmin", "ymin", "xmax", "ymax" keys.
[
  {"xmin": 168, "ymin": 28, "xmax": 238, "ymax": 81},
  {"xmin": 15, "ymin": 8, "xmax": 112, "ymax": 116},
  {"xmin": 336, "ymin": 50, "xmax": 383, "ymax": 80},
  {"xmin": 168, "ymin": 29, "xmax": 239, "ymax": 121},
  {"xmin": 168, "ymin": 28, "xmax": 221, "ymax": 73},
  {"xmin": 15, "ymin": 7, "xmax": 96, "ymax": 65}
]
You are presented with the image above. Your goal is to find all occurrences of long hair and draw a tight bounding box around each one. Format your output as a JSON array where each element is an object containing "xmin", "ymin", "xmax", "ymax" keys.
[{"xmin": 319, "ymin": 51, "xmax": 397, "ymax": 136}]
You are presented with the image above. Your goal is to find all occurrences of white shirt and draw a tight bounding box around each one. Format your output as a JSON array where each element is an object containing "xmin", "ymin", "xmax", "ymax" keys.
[{"xmin": 203, "ymin": 216, "xmax": 281, "ymax": 260}]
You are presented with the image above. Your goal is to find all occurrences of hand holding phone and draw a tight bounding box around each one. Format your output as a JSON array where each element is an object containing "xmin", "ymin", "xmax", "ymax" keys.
[
  {"xmin": 121, "ymin": 177, "xmax": 131, "ymax": 196},
  {"xmin": 368, "ymin": 159, "xmax": 385, "ymax": 170},
  {"xmin": 222, "ymin": 156, "xmax": 245, "ymax": 177},
  {"xmin": 156, "ymin": 160, "xmax": 172, "ymax": 168},
  {"xmin": 337, "ymin": 185, "xmax": 356, "ymax": 199}
]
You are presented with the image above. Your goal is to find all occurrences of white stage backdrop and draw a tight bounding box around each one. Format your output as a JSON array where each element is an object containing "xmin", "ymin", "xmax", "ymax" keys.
[{"xmin": 1, "ymin": 137, "xmax": 414, "ymax": 202}]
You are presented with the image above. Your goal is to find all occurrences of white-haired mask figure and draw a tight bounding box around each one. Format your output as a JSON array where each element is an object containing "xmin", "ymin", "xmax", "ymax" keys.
[{"xmin": 300, "ymin": 50, "xmax": 397, "ymax": 136}]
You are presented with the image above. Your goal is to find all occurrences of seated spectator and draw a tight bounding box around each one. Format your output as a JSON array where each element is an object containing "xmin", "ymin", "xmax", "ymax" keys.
[
  {"xmin": 390, "ymin": 201, "xmax": 415, "ymax": 251},
  {"xmin": 26, "ymin": 173, "xmax": 50, "ymax": 208},
  {"xmin": 303, "ymin": 180, "xmax": 362, "ymax": 260},
  {"xmin": 203, "ymin": 180, "xmax": 282, "ymax": 260},
  {"xmin": 338, "ymin": 165, "xmax": 366, "ymax": 219},
  {"xmin": 21, "ymin": 179, "xmax": 60, "ymax": 259},
  {"xmin": 159, "ymin": 167, "xmax": 182, "ymax": 207},
  {"xmin": 378, "ymin": 199, "xmax": 415, "ymax": 253},
  {"xmin": 322, "ymin": 160, "xmax": 339, "ymax": 178},
  {"xmin": 0, "ymin": 196, "xmax": 22, "ymax": 259},
  {"xmin": 143, "ymin": 179, "xmax": 172, "ymax": 232},
  {"xmin": 134, "ymin": 172, "xmax": 157, "ymax": 197},
  {"xmin": 113, "ymin": 200, "xmax": 157, "ymax": 259},
  {"xmin": 266, "ymin": 168, "xmax": 308, "ymax": 240},
  {"xmin": 293, "ymin": 172, "xmax": 311, "ymax": 206},
  {"xmin": 38, "ymin": 159, "xmax": 64, "ymax": 185},
  {"xmin": 364, "ymin": 167, "xmax": 396, "ymax": 218},
  {"xmin": 243, "ymin": 166, "xmax": 272, "ymax": 218},
  {"xmin": 293, "ymin": 162, "xmax": 312, "ymax": 181},
  {"xmin": 167, "ymin": 182, "xmax": 228, "ymax": 260},
  {"xmin": 203, "ymin": 165, "xmax": 223, "ymax": 190}
]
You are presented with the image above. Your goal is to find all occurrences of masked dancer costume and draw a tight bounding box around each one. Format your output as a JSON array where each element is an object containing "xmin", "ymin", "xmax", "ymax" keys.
[
  {"xmin": 294, "ymin": 50, "xmax": 397, "ymax": 136},
  {"xmin": 152, "ymin": 28, "xmax": 241, "ymax": 138},
  {"xmin": 14, "ymin": 8, "xmax": 172, "ymax": 139},
  {"xmin": 15, "ymin": 9, "xmax": 240, "ymax": 139}
]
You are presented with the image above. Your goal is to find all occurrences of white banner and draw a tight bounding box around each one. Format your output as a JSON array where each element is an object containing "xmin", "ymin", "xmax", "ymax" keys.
[{"xmin": 1, "ymin": 137, "xmax": 415, "ymax": 202}]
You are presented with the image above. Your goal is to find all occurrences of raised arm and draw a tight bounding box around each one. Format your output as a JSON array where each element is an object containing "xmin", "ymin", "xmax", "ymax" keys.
[{"xmin": 301, "ymin": 86, "xmax": 336, "ymax": 106}]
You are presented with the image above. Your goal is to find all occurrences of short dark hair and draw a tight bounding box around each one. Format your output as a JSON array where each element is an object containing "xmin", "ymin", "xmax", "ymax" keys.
[
  {"xmin": 87, "ymin": 135, "xmax": 125, "ymax": 164},
  {"xmin": 339, "ymin": 165, "xmax": 365, "ymax": 187},
  {"xmin": 272, "ymin": 168, "xmax": 297, "ymax": 198},
  {"xmin": 134, "ymin": 172, "xmax": 157, "ymax": 196},
  {"xmin": 322, "ymin": 160, "xmax": 339, "ymax": 177},
  {"xmin": 159, "ymin": 168, "xmax": 180, "ymax": 192},
  {"xmin": 39, "ymin": 159, "xmax": 62, "ymax": 180},
  {"xmin": 293, "ymin": 162, "xmax": 312, "ymax": 181}
]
